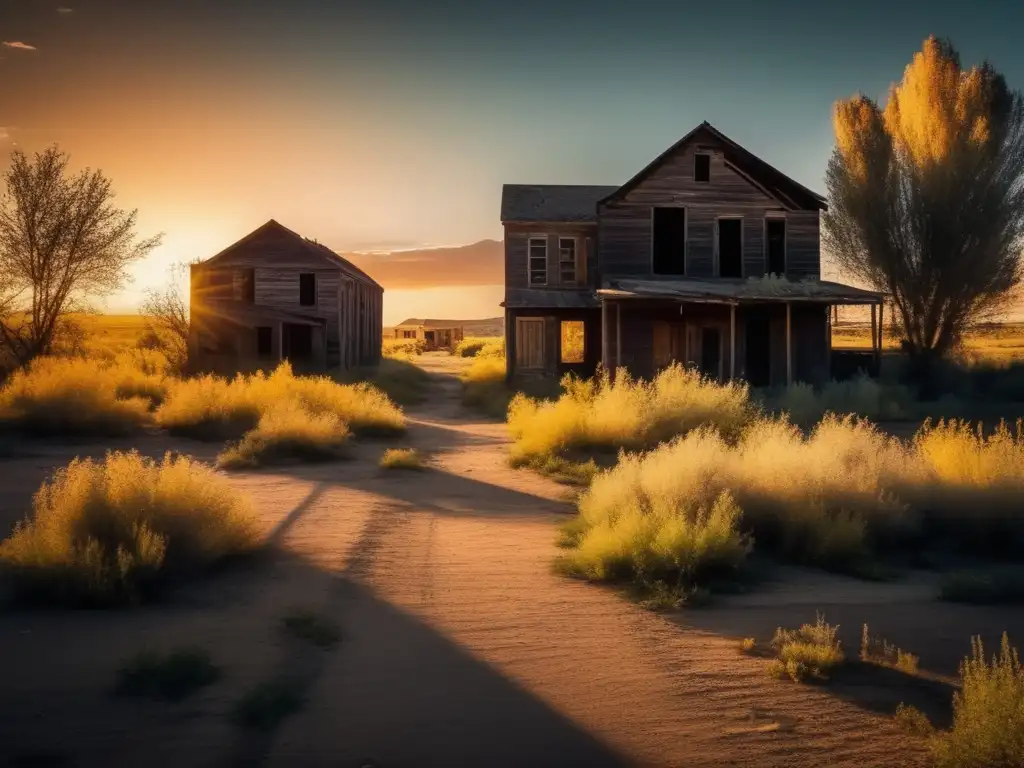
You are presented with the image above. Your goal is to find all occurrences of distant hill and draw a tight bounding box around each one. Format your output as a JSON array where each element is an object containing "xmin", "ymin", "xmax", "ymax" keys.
[{"xmin": 341, "ymin": 240, "xmax": 503, "ymax": 289}]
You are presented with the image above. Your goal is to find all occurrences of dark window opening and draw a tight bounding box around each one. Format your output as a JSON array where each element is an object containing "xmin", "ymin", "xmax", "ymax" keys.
[
  {"xmin": 559, "ymin": 238, "xmax": 577, "ymax": 284},
  {"xmin": 700, "ymin": 327, "xmax": 722, "ymax": 379},
  {"xmin": 238, "ymin": 268, "xmax": 255, "ymax": 303},
  {"xmin": 766, "ymin": 219, "xmax": 786, "ymax": 276},
  {"xmin": 299, "ymin": 273, "xmax": 316, "ymax": 306},
  {"xmin": 256, "ymin": 326, "xmax": 272, "ymax": 357},
  {"xmin": 652, "ymin": 207, "xmax": 686, "ymax": 276},
  {"xmin": 718, "ymin": 218, "xmax": 743, "ymax": 278},
  {"xmin": 694, "ymin": 153, "xmax": 711, "ymax": 183}
]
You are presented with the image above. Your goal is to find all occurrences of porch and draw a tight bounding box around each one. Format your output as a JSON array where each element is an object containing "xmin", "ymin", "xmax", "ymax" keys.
[{"xmin": 597, "ymin": 278, "xmax": 887, "ymax": 386}]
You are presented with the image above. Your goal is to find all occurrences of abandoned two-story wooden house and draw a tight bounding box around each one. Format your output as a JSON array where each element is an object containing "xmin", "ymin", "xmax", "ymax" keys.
[
  {"xmin": 188, "ymin": 220, "xmax": 383, "ymax": 373},
  {"xmin": 500, "ymin": 121, "xmax": 886, "ymax": 386}
]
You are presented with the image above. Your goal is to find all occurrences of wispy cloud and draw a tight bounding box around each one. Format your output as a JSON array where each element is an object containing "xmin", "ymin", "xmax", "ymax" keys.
[
  {"xmin": 57, "ymin": 7, "xmax": 73, "ymax": 13},
  {"xmin": 0, "ymin": 127, "xmax": 11, "ymax": 142},
  {"xmin": 3, "ymin": 41, "xmax": 37, "ymax": 51}
]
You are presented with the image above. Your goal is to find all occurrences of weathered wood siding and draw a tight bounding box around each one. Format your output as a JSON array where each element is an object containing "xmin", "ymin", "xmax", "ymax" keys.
[
  {"xmin": 597, "ymin": 140, "xmax": 820, "ymax": 280},
  {"xmin": 504, "ymin": 223, "xmax": 598, "ymax": 291},
  {"xmin": 189, "ymin": 224, "xmax": 383, "ymax": 372},
  {"xmin": 505, "ymin": 308, "xmax": 601, "ymax": 380}
]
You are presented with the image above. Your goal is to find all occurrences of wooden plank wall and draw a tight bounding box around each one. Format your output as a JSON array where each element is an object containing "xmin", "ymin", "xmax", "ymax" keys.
[
  {"xmin": 597, "ymin": 140, "xmax": 820, "ymax": 281},
  {"xmin": 504, "ymin": 223, "xmax": 598, "ymax": 291}
]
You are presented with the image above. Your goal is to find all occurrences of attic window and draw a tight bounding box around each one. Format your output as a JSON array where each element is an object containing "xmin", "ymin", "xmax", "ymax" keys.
[{"xmin": 694, "ymin": 153, "xmax": 711, "ymax": 183}]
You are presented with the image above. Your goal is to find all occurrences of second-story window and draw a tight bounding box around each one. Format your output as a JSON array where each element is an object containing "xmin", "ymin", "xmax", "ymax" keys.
[
  {"xmin": 694, "ymin": 153, "xmax": 711, "ymax": 183},
  {"xmin": 299, "ymin": 273, "xmax": 316, "ymax": 306},
  {"xmin": 528, "ymin": 237, "xmax": 547, "ymax": 286},
  {"xmin": 559, "ymin": 238, "xmax": 577, "ymax": 284}
]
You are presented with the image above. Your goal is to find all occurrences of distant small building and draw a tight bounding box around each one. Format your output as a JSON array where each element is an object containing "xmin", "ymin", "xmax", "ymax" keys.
[
  {"xmin": 386, "ymin": 319, "xmax": 465, "ymax": 351},
  {"xmin": 188, "ymin": 220, "xmax": 383, "ymax": 374}
]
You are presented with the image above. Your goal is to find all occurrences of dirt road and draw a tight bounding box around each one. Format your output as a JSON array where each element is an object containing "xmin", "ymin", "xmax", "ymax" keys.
[{"xmin": 0, "ymin": 355, "xmax": 954, "ymax": 766}]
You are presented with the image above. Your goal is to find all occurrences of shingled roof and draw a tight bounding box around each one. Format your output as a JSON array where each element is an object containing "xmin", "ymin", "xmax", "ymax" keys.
[{"xmin": 500, "ymin": 184, "xmax": 618, "ymax": 223}]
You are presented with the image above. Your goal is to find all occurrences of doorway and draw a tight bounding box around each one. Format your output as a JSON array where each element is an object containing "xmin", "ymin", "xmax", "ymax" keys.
[
  {"xmin": 745, "ymin": 308, "xmax": 771, "ymax": 387},
  {"xmin": 282, "ymin": 323, "xmax": 313, "ymax": 361},
  {"xmin": 700, "ymin": 327, "xmax": 722, "ymax": 379}
]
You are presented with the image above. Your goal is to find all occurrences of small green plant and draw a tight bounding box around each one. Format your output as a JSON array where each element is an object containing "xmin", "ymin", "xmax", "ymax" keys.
[
  {"xmin": 234, "ymin": 678, "xmax": 305, "ymax": 732},
  {"xmin": 861, "ymin": 624, "xmax": 920, "ymax": 674},
  {"xmin": 894, "ymin": 703, "xmax": 934, "ymax": 738},
  {"xmin": 379, "ymin": 448, "xmax": 425, "ymax": 470},
  {"xmin": 281, "ymin": 610, "xmax": 341, "ymax": 650},
  {"xmin": 115, "ymin": 649, "xmax": 220, "ymax": 702},
  {"xmin": 740, "ymin": 637, "xmax": 756, "ymax": 653},
  {"xmin": 769, "ymin": 614, "xmax": 844, "ymax": 682},
  {"xmin": 933, "ymin": 633, "xmax": 1024, "ymax": 768}
]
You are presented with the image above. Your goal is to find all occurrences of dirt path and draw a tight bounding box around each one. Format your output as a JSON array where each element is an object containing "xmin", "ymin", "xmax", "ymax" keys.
[{"xmin": 0, "ymin": 355, "xmax": 944, "ymax": 767}]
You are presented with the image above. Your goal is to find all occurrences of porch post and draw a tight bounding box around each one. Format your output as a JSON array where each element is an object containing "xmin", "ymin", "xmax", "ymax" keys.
[
  {"xmin": 876, "ymin": 301, "xmax": 884, "ymax": 373},
  {"xmin": 616, "ymin": 301, "xmax": 623, "ymax": 379},
  {"xmin": 601, "ymin": 299, "xmax": 609, "ymax": 375},
  {"xmin": 870, "ymin": 302, "xmax": 878, "ymax": 368},
  {"xmin": 729, "ymin": 303, "xmax": 736, "ymax": 380},
  {"xmin": 785, "ymin": 302, "xmax": 792, "ymax": 386}
]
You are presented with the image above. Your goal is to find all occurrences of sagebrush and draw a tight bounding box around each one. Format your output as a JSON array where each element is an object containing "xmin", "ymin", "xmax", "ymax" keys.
[{"xmin": 0, "ymin": 450, "xmax": 256, "ymax": 605}]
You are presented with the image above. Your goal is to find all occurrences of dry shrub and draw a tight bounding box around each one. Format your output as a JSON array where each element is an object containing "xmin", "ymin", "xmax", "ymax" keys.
[
  {"xmin": 217, "ymin": 402, "xmax": 350, "ymax": 469},
  {"xmin": 455, "ymin": 337, "xmax": 504, "ymax": 358},
  {"xmin": 382, "ymin": 338, "xmax": 425, "ymax": 359},
  {"xmin": 769, "ymin": 615, "xmax": 845, "ymax": 682},
  {"xmin": 365, "ymin": 358, "xmax": 431, "ymax": 406},
  {"xmin": 379, "ymin": 448, "xmax": 424, "ymax": 470},
  {"xmin": 861, "ymin": 624, "xmax": 920, "ymax": 674},
  {"xmin": 561, "ymin": 414, "xmax": 1024, "ymax": 578},
  {"xmin": 0, "ymin": 451, "xmax": 256, "ymax": 605},
  {"xmin": 461, "ymin": 355, "xmax": 511, "ymax": 417},
  {"xmin": 557, "ymin": 487, "xmax": 751, "ymax": 590},
  {"xmin": 765, "ymin": 375, "xmax": 915, "ymax": 425},
  {"xmin": 155, "ymin": 362, "xmax": 405, "ymax": 440},
  {"xmin": 508, "ymin": 365, "xmax": 754, "ymax": 468},
  {"xmin": 933, "ymin": 633, "xmax": 1024, "ymax": 768},
  {"xmin": 0, "ymin": 355, "xmax": 166, "ymax": 436}
]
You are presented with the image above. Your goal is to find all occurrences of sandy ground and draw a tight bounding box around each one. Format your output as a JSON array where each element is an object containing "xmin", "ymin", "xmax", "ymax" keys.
[{"xmin": 1, "ymin": 354, "xmax": 1023, "ymax": 767}]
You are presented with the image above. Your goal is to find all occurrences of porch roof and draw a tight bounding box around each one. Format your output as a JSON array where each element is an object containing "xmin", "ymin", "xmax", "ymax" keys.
[
  {"xmin": 503, "ymin": 288, "xmax": 600, "ymax": 309},
  {"xmin": 597, "ymin": 277, "xmax": 885, "ymax": 305}
]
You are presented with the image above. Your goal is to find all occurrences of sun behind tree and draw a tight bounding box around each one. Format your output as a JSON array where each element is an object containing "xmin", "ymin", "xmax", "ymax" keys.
[{"xmin": 824, "ymin": 36, "xmax": 1024, "ymax": 378}]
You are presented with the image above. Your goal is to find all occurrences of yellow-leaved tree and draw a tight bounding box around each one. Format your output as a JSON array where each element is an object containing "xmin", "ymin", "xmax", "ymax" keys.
[{"xmin": 823, "ymin": 36, "xmax": 1024, "ymax": 375}]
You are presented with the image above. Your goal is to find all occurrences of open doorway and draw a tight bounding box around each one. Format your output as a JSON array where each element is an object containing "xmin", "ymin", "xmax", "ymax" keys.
[
  {"xmin": 282, "ymin": 323, "xmax": 313, "ymax": 362},
  {"xmin": 745, "ymin": 309, "xmax": 771, "ymax": 387},
  {"xmin": 700, "ymin": 327, "xmax": 722, "ymax": 379}
]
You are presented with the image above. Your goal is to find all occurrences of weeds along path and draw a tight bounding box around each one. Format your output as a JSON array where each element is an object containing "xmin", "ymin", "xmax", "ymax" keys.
[{"xmin": 257, "ymin": 354, "xmax": 929, "ymax": 768}]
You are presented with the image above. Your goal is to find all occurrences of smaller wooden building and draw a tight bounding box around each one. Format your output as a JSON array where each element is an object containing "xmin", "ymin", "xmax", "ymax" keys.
[
  {"xmin": 386, "ymin": 319, "xmax": 465, "ymax": 351},
  {"xmin": 188, "ymin": 220, "xmax": 383, "ymax": 374}
]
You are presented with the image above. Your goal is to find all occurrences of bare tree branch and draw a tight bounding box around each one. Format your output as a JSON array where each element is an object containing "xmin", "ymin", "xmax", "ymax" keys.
[
  {"xmin": 0, "ymin": 145, "xmax": 162, "ymax": 365},
  {"xmin": 139, "ymin": 262, "xmax": 191, "ymax": 370}
]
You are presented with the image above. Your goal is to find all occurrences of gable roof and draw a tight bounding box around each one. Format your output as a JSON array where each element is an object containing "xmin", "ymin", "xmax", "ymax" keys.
[
  {"xmin": 601, "ymin": 122, "xmax": 827, "ymax": 211},
  {"xmin": 395, "ymin": 318, "xmax": 466, "ymax": 329},
  {"xmin": 201, "ymin": 220, "xmax": 382, "ymax": 288},
  {"xmin": 500, "ymin": 184, "xmax": 618, "ymax": 223}
]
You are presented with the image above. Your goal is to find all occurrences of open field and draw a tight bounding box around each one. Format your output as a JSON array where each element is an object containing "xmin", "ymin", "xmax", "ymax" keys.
[
  {"xmin": 0, "ymin": 353, "xmax": 1021, "ymax": 766},
  {"xmin": 833, "ymin": 322, "xmax": 1024, "ymax": 363}
]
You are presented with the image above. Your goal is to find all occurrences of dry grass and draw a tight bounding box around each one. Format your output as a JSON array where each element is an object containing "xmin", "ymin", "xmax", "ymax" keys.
[
  {"xmin": 461, "ymin": 354, "xmax": 512, "ymax": 418},
  {"xmin": 0, "ymin": 354, "xmax": 168, "ymax": 437},
  {"xmin": 379, "ymin": 448, "xmax": 424, "ymax": 470},
  {"xmin": 382, "ymin": 338, "xmax": 426, "ymax": 359},
  {"xmin": 833, "ymin": 322, "xmax": 1024, "ymax": 363},
  {"xmin": 763, "ymin": 375, "xmax": 916, "ymax": 425},
  {"xmin": 861, "ymin": 624, "xmax": 920, "ymax": 674},
  {"xmin": 281, "ymin": 610, "xmax": 341, "ymax": 649},
  {"xmin": 362, "ymin": 357, "xmax": 431, "ymax": 406},
  {"xmin": 217, "ymin": 401, "xmax": 351, "ymax": 469},
  {"xmin": 557, "ymin": 415, "xmax": 1024, "ymax": 584},
  {"xmin": 940, "ymin": 567, "xmax": 1024, "ymax": 605},
  {"xmin": 155, "ymin": 362, "xmax": 405, "ymax": 440},
  {"xmin": 234, "ymin": 678, "xmax": 305, "ymax": 732},
  {"xmin": 933, "ymin": 633, "xmax": 1024, "ymax": 768},
  {"xmin": 0, "ymin": 450, "xmax": 257, "ymax": 606},
  {"xmin": 508, "ymin": 365, "xmax": 754, "ymax": 470},
  {"xmin": 455, "ymin": 336, "xmax": 504, "ymax": 358},
  {"xmin": 768, "ymin": 614, "xmax": 845, "ymax": 682}
]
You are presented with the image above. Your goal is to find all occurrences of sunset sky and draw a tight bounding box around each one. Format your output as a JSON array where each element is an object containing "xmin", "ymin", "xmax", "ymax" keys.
[{"xmin": 3, "ymin": 0, "xmax": 1023, "ymax": 324}]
